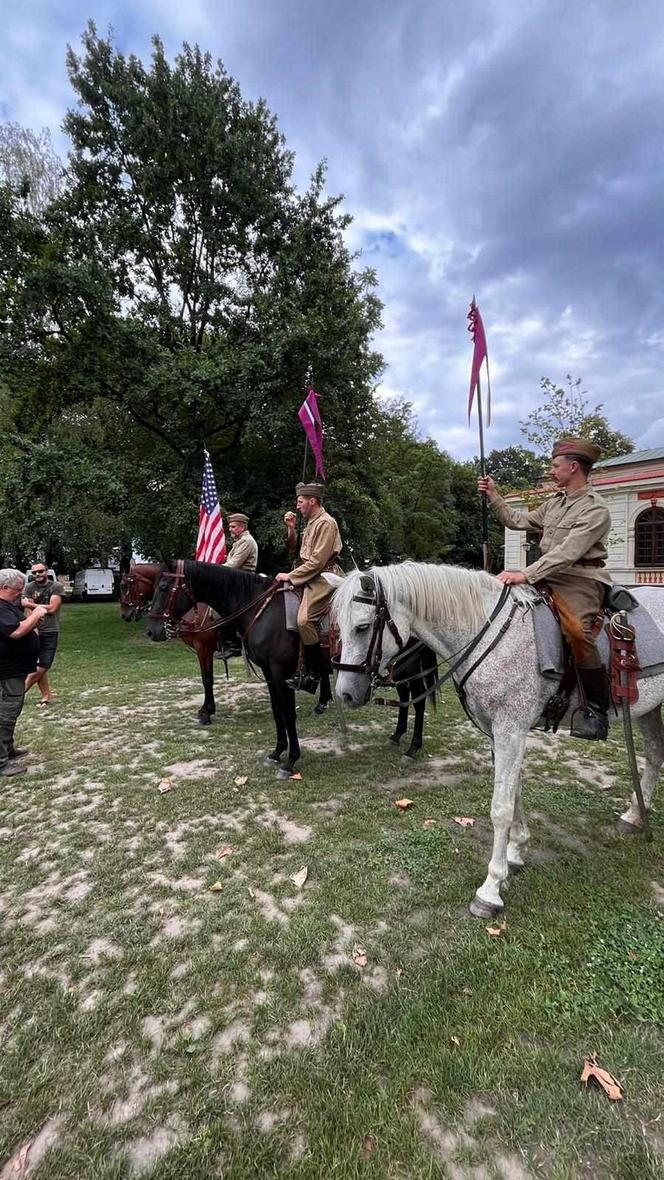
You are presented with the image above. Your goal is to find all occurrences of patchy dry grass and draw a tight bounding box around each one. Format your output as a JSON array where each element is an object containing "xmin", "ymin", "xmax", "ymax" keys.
[{"xmin": 1, "ymin": 604, "xmax": 663, "ymax": 1178}]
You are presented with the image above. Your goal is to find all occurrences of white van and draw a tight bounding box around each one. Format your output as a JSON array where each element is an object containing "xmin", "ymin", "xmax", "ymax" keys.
[{"xmin": 74, "ymin": 568, "xmax": 115, "ymax": 600}]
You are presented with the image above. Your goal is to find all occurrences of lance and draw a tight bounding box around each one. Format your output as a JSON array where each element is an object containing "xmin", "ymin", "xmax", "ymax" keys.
[{"xmin": 467, "ymin": 297, "xmax": 492, "ymax": 572}]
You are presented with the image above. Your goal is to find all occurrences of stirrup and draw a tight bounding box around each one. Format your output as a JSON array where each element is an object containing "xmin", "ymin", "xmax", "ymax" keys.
[
  {"xmin": 570, "ymin": 706, "xmax": 608, "ymax": 741},
  {"xmin": 286, "ymin": 671, "xmax": 320, "ymax": 694},
  {"xmin": 215, "ymin": 646, "xmax": 242, "ymax": 660}
]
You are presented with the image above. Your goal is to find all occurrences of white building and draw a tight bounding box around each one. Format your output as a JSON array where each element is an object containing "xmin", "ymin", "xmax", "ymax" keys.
[{"xmin": 502, "ymin": 447, "xmax": 664, "ymax": 586}]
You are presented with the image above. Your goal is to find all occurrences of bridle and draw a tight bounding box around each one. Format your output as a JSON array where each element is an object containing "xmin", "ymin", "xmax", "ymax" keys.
[
  {"xmin": 120, "ymin": 569, "xmax": 155, "ymax": 619},
  {"xmin": 331, "ymin": 573, "xmax": 405, "ymax": 679},
  {"xmin": 332, "ymin": 574, "xmax": 516, "ymax": 710},
  {"xmin": 147, "ymin": 560, "xmax": 197, "ymax": 635}
]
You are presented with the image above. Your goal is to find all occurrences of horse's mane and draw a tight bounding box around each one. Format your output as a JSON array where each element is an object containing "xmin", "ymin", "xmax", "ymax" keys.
[
  {"xmin": 183, "ymin": 560, "xmax": 268, "ymax": 614},
  {"xmin": 333, "ymin": 562, "xmax": 535, "ymax": 633}
]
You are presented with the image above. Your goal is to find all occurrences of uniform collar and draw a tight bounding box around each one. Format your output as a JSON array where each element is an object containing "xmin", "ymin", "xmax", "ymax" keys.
[
  {"xmin": 306, "ymin": 506, "xmax": 325, "ymax": 524},
  {"xmin": 561, "ymin": 483, "xmax": 592, "ymax": 503}
]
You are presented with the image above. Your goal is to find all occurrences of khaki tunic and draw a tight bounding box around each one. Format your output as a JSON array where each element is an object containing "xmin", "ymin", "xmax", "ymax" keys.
[
  {"xmin": 225, "ymin": 531, "xmax": 258, "ymax": 572},
  {"xmin": 289, "ymin": 507, "xmax": 343, "ymax": 645},
  {"xmin": 491, "ymin": 484, "xmax": 611, "ymax": 667}
]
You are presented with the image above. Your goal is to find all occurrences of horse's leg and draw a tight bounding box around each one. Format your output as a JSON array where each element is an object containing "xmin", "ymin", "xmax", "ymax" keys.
[
  {"xmin": 403, "ymin": 679, "xmax": 426, "ymax": 760},
  {"xmin": 470, "ymin": 726, "xmax": 528, "ymax": 917},
  {"xmin": 278, "ymin": 679, "xmax": 301, "ymax": 775},
  {"xmin": 618, "ymin": 705, "xmax": 664, "ymax": 832},
  {"xmin": 507, "ymin": 788, "xmax": 530, "ymax": 872},
  {"xmin": 264, "ymin": 679, "xmax": 288, "ymax": 765},
  {"xmin": 198, "ymin": 642, "xmax": 217, "ymax": 725},
  {"xmin": 390, "ymin": 682, "xmax": 409, "ymax": 746}
]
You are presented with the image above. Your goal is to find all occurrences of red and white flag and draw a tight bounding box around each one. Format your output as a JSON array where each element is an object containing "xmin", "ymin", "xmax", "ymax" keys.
[
  {"xmin": 298, "ymin": 387, "xmax": 326, "ymax": 478},
  {"xmin": 467, "ymin": 297, "xmax": 491, "ymax": 425},
  {"xmin": 195, "ymin": 451, "xmax": 226, "ymax": 563}
]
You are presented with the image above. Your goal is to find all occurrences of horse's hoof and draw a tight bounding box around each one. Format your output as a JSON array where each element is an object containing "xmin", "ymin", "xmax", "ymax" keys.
[
  {"xmin": 389, "ymin": 734, "xmax": 401, "ymax": 746},
  {"xmin": 264, "ymin": 755, "xmax": 282, "ymax": 767},
  {"xmin": 469, "ymin": 894, "xmax": 503, "ymax": 919},
  {"xmin": 402, "ymin": 749, "xmax": 419, "ymax": 762},
  {"xmin": 197, "ymin": 715, "xmax": 212, "ymax": 727},
  {"xmin": 276, "ymin": 766, "xmax": 292, "ymax": 780},
  {"xmin": 313, "ymin": 702, "xmax": 328, "ymax": 715},
  {"xmin": 616, "ymin": 818, "xmax": 645, "ymax": 836}
]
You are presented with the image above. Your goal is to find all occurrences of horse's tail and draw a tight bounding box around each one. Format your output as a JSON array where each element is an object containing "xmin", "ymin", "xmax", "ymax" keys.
[{"xmin": 551, "ymin": 592, "xmax": 594, "ymax": 665}]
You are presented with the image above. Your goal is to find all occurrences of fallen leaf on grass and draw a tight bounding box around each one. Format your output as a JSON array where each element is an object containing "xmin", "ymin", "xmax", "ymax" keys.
[
  {"xmin": 290, "ymin": 772, "xmax": 303, "ymax": 781},
  {"xmin": 234, "ymin": 775, "xmax": 248, "ymax": 787},
  {"xmin": 395, "ymin": 798, "xmax": 413, "ymax": 811},
  {"xmin": 362, "ymin": 1135, "xmax": 376, "ymax": 1156},
  {"xmin": 209, "ymin": 881, "xmax": 223, "ymax": 893},
  {"xmin": 157, "ymin": 779, "xmax": 173, "ymax": 794},
  {"xmin": 352, "ymin": 944, "xmax": 368, "ymax": 968},
  {"xmin": 248, "ymin": 887, "xmax": 255, "ymax": 899},
  {"xmin": 450, "ymin": 1035, "xmax": 461, "ymax": 1047},
  {"xmin": 422, "ymin": 819, "xmax": 437, "ymax": 829},
  {"xmin": 290, "ymin": 866, "xmax": 308, "ymax": 889},
  {"xmin": 462, "ymin": 986, "xmax": 473, "ymax": 996},
  {"xmin": 485, "ymin": 921, "xmax": 508, "ymax": 937},
  {"xmin": 453, "ymin": 816, "xmax": 475, "ymax": 827},
  {"xmin": 580, "ymin": 1056, "xmax": 623, "ymax": 1101},
  {"xmin": 215, "ymin": 846, "xmax": 234, "ymax": 861}
]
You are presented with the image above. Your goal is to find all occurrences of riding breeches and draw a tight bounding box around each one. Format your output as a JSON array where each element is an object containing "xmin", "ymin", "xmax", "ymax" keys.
[
  {"xmin": 297, "ymin": 576, "xmax": 334, "ymax": 646},
  {"xmin": 539, "ymin": 574, "xmax": 605, "ymax": 668}
]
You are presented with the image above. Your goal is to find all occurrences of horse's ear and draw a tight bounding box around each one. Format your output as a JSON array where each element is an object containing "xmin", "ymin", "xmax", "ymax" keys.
[
  {"xmin": 359, "ymin": 574, "xmax": 375, "ymax": 594},
  {"xmin": 321, "ymin": 572, "xmax": 344, "ymax": 589}
]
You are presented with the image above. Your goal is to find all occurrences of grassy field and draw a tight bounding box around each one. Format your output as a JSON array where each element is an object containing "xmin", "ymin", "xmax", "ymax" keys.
[{"xmin": 1, "ymin": 603, "xmax": 663, "ymax": 1179}]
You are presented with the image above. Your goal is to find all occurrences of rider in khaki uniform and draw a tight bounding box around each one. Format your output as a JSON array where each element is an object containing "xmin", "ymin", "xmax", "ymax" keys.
[
  {"xmin": 217, "ymin": 512, "xmax": 258, "ymax": 660},
  {"xmin": 225, "ymin": 514, "xmax": 258, "ymax": 572},
  {"xmin": 275, "ymin": 482, "xmax": 343, "ymax": 693},
  {"xmin": 478, "ymin": 437, "xmax": 611, "ymax": 739}
]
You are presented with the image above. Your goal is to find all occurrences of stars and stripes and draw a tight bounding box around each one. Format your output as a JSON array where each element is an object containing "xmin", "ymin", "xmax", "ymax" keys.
[{"xmin": 195, "ymin": 452, "xmax": 226, "ymax": 564}]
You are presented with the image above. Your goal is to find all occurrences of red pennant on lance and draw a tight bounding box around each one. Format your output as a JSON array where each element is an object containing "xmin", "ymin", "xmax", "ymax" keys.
[
  {"xmin": 298, "ymin": 387, "xmax": 326, "ymax": 478},
  {"xmin": 196, "ymin": 451, "xmax": 227, "ymax": 564},
  {"xmin": 467, "ymin": 298, "xmax": 491, "ymax": 426}
]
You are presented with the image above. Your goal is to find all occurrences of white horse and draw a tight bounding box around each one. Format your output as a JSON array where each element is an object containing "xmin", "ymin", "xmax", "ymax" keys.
[{"xmin": 332, "ymin": 563, "xmax": 664, "ymax": 917}]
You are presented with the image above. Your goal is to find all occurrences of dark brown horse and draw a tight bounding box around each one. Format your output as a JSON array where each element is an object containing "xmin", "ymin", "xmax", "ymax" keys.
[{"xmin": 120, "ymin": 563, "xmax": 220, "ymax": 724}]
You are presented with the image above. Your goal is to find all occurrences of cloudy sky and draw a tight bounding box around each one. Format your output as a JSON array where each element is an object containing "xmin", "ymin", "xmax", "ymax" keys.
[{"xmin": 2, "ymin": 1, "xmax": 663, "ymax": 458}]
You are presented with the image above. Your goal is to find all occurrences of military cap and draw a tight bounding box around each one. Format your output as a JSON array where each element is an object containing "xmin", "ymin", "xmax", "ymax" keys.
[
  {"xmin": 552, "ymin": 437, "xmax": 601, "ymax": 466},
  {"xmin": 228, "ymin": 512, "xmax": 249, "ymax": 525},
  {"xmin": 297, "ymin": 481, "xmax": 325, "ymax": 499}
]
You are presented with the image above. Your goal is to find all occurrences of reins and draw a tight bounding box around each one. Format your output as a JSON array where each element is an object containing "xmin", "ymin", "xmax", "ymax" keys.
[
  {"xmin": 148, "ymin": 561, "xmax": 284, "ymax": 639},
  {"xmin": 335, "ymin": 578, "xmax": 513, "ymax": 709}
]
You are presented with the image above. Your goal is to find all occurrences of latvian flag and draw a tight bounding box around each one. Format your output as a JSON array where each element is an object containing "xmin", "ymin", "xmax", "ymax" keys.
[{"xmin": 195, "ymin": 451, "xmax": 227, "ymax": 563}]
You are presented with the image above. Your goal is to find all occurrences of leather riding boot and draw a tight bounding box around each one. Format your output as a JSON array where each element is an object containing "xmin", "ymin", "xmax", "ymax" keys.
[
  {"xmin": 286, "ymin": 643, "xmax": 322, "ymax": 694},
  {"xmin": 215, "ymin": 643, "xmax": 242, "ymax": 661},
  {"xmin": 570, "ymin": 667, "xmax": 610, "ymax": 741}
]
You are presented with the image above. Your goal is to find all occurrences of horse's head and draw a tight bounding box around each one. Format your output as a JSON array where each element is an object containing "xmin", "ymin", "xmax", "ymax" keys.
[
  {"xmin": 120, "ymin": 565, "xmax": 158, "ymax": 622},
  {"xmin": 332, "ymin": 569, "xmax": 411, "ymax": 708},
  {"xmin": 146, "ymin": 561, "xmax": 195, "ymax": 642},
  {"xmin": 119, "ymin": 573, "xmax": 136, "ymax": 621}
]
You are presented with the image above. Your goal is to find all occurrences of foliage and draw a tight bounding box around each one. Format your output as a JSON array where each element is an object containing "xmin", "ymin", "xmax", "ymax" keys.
[
  {"xmin": 0, "ymin": 122, "xmax": 65, "ymax": 214},
  {"xmin": 520, "ymin": 375, "xmax": 634, "ymax": 460},
  {"xmin": 486, "ymin": 445, "xmax": 544, "ymax": 490}
]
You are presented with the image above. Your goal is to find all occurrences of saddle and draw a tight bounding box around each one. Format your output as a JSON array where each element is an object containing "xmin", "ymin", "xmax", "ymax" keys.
[{"xmin": 538, "ymin": 583, "xmax": 640, "ymax": 735}]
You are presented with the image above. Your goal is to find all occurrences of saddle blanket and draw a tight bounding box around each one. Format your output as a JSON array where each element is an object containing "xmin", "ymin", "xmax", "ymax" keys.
[
  {"xmin": 283, "ymin": 588, "xmax": 329, "ymax": 638},
  {"xmin": 531, "ymin": 597, "xmax": 664, "ymax": 680}
]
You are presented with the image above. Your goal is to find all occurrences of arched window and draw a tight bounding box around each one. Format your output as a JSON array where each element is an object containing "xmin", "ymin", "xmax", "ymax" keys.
[{"xmin": 635, "ymin": 506, "xmax": 664, "ymax": 567}]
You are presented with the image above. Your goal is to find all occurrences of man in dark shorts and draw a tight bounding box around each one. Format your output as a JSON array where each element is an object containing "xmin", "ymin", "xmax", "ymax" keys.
[
  {"xmin": 0, "ymin": 569, "xmax": 46, "ymax": 777},
  {"xmin": 23, "ymin": 564, "xmax": 64, "ymax": 707}
]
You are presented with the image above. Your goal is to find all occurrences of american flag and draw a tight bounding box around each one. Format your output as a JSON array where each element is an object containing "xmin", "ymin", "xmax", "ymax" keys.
[{"xmin": 195, "ymin": 452, "xmax": 227, "ymax": 563}]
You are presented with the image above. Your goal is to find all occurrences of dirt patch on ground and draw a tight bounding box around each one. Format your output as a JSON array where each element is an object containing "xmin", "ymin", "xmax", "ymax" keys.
[
  {"xmin": 0, "ymin": 1115, "xmax": 66, "ymax": 1179},
  {"xmin": 412, "ymin": 1089, "xmax": 533, "ymax": 1178},
  {"xmin": 122, "ymin": 1115, "xmax": 189, "ymax": 1176},
  {"xmin": 255, "ymin": 805, "xmax": 312, "ymax": 845}
]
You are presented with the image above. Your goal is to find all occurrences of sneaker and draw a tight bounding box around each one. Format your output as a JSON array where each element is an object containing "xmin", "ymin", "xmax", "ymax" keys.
[
  {"xmin": 8, "ymin": 747, "xmax": 30, "ymax": 759},
  {"xmin": 0, "ymin": 763, "xmax": 28, "ymax": 777}
]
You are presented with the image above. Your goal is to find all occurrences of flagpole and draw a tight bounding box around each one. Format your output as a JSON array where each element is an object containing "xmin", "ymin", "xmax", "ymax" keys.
[
  {"xmin": 301, "ymin": 436, "xmax": 309, "ymax": 483},
  {"xmin": 476, "ymin": 373, "xmax": 490, "ymax": 572}
]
